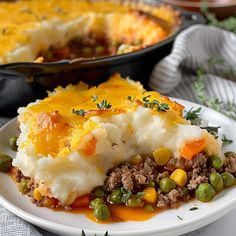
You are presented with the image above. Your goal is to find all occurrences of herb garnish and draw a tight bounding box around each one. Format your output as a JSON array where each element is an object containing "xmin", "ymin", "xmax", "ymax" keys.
[
  {"xmin": 97, "ymin": 100, "xmax": 112, "ymax": 110},
  {"xmin": 193, "ymin": 58, "xmax": 236, "ymax": 121},
  {"xmin": 184, "ymin": 107, "xmax": 202, "ymax": 125},
  {"xmin": 120, "ymin": 187, "xmax": 132, "ymax": 203},
  {"xmin": 201, "ymin": 126, "xmax": 221, "ymax": 139},
  {"xmin": 189, "ymin": 207, "xmax": 199, "ymax": 211},
  {"xmin": 222, "ymin": 135, "xmax": 233, "ymax": 146},
  {"xmin": 142, "ymin": 95, "xmax": 169, "ymax": 112},
  {"xmin": 185, "ymin": 107, "xmax": 233, "ymax": 145},
  {"xmin": 72, "ymin": 108, "xmax": 86, "ymax": 116},
  {"xmin": 136, "ymin": 192, "xmax": 145, "ymax": 197},
  {"xmin": 91, "ymin": 95, "xmax": 98, "ymax": 102},
  {"xmin": 127, "ymin": 95, "xmax": 135, "ymax": 102},
  {"xmin": 177, "ymin": 215, "xmax": 183, "ymax": 220},
  {"xmin": 201, "ymin": 2, "xmax": 236, "ymax": 34},
  {"xmin": 81, "ymin": 230, "xmax": 109, "ymax": 236}
]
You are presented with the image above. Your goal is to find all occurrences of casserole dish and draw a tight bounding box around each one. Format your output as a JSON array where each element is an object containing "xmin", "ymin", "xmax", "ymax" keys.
[{"xmin": 0, "ymin": 0, "xmax": 205, "ymax": 116}]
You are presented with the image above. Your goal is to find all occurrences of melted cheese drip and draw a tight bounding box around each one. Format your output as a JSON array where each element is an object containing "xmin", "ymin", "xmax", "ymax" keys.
[
  {"xmin": 0, "ymin": 0, "xmax": 179, "ymax": 62},
  {"xmin": 19, "ymin": 74, "xmax": 186, "ymax": 158}
]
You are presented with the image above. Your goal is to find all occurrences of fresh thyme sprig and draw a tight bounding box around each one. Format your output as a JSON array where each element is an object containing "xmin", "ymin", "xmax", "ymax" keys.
[
  {"xmin": 222, "ymin": 135, "xmax": 233, "ymax": 146},
  {"xmin": 185, "ymin": 107, "xmax": 233, "ymax": 144},
  {"xmin": 97, "ymin": 100, "xmax": 112, "ymax": 110},
  {"xmin": 142, "ymin": 95, "xmax": 169, "ymax": 112},
  {"xmin": 184, "ymin": 107, "xmax": 202, "ymax": 126},
  {"xmin": 91, "ymin": 95, "xmax": 112, "ymax": 110},
  {"xmin": 193, "ymin": 58, "xmax": 236, "ymax": 121},
  {"xmin": 201, "ymin": 1, "xmax": 236, "ymax": 34},
  {"xmin": 72, "ymin": 108, "xmax": 86, "ymax": 116},
  {"xmin": 201, "ymin": 126, "xmax": 221, "ymax": 139}
]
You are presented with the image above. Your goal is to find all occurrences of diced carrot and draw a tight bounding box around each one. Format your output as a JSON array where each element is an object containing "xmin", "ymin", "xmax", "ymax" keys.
[
  {"xmin": 43, "ymin": 197, "xmax": 59, "ymax": 208},
  {"xmin": 84, "ymin": 137, "xmax": 97, "ymax": 156},
  {"xmin": 70, "ymin": 194, "xmax": 90, "ymax": 208},
  {"xmin": 181, "ymin": 139, "xmax": 206, "ymax": 160}
]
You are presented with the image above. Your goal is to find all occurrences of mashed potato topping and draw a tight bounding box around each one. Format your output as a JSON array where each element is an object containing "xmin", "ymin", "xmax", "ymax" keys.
[
  {"xmin": 0, "ymin": 0, "xmax": 179, "ymax": 63},
  {"xmin": 13, "ymin": 74, "xmax": 222, "ymax": 204}
]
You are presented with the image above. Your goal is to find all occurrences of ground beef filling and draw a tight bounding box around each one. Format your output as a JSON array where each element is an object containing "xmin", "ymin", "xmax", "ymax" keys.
[
  {"xmin": 38, "ymin": 36, "xmax": 117, "ymax": 62},
  {"xmin": 11, "ymin": 152, "xmax": 236, "ymax": 210}
]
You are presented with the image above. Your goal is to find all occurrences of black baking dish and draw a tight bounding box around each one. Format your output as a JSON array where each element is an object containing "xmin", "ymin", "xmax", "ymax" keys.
[{"xmin": 0, "ymin": 7, "xmax": 205, "ymax": 116}]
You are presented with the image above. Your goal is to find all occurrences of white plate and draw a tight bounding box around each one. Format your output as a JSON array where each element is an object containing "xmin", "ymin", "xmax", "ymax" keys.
[{"xmin": 0, "ymin": 98, "xmax": 236, "ymax": 236}]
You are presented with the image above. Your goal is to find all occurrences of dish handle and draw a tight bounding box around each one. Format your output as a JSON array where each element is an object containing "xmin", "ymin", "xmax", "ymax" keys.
[{"xmin": 181, "ymin": 11, "xmax": 206, "ymax": 29}]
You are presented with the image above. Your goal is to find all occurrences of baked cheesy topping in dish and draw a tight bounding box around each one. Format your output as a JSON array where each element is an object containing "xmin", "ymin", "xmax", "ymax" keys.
[
  {"xmin": 0, "ymin": 74, "xmax": 233, "ymax": 222},
  {"xmin": 0, "ymin": 0, "xmax": 180, "ymax": 63}
]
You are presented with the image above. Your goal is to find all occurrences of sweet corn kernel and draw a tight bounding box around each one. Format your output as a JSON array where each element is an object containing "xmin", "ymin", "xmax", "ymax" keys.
[
  {"xmin": 170, "ymin": 169, "xmax": 187, "ymax": 187},
  {"xmin": 143, "ymin": 187, "xmax": 157, "ymax": 204},
  {"xmin": 33, "ymin": 188, "xmax": 43, "ymax": 201},
  {"xmin": 130, "ymin": 154, "xmax": 143, "ymax": 165},
  {"xmin": 153, "ymin": 147, "xmax": 171, "ymax": 166}
]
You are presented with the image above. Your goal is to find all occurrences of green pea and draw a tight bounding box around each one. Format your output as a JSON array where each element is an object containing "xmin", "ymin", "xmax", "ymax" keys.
[
  {"xmin": 94, "ymin": 187, "xmax": 105, "ymax": 198},
  {"xmin": 159, "ymin": 177, "xmax": 176, "ymax": 193},
  {"xmin": 195, "ymin": 183, "xmax": 216, "ymax": 202},
  {"xmin": 90, "ymin": 198, "xmax": 104, "ymax": 209},
  {"xmin": 95, "ymin": 46, "xmax": 105, "ymax": 54},
  {"xmin": 9, "ymin": 136, "xmax": 18, "ymax": 151},
  {"xmin": 209, "ymin": 155, "xmax": 223, "ymax": 170},
  {"xmin": 93, "ymin": 204, "xmax": 110, "ymax": 221},
  {"xmin": 82, "ymin": 47, "xmax": 92, "ymax": 54},
  {"xmin": 144, "ymin": 205, "xmax": 154, "ymax": 212},
  {"xmin": 108, "ymin": 189, "xmax": 123, "ymax": 204},
  {"xmin": 147, "ymin": 181, "xmax": 155, "ymax": 188},
  {"xmin": 126, "ymin": 196, "xmax": 143, "ymax": 207},
  {"xmin": 210, "ymin": 172, "xmax": 223, "ymax": 192},
  {"xmin": 221, "ymin": 172, "xmax": 235, "ymax": 187},
  {"xmin": 0, "ymin": 154, "xmax": 12, "ymax": 172},
  {"xmin": 18, "ymin": 179, "xmax": 29, "ymax": 194}
]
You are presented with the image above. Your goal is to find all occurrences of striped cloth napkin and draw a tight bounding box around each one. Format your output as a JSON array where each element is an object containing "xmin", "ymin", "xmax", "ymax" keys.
[
  {"xmin": 1, "ymin": 24, "xmax": 236, "ymax": 236},
  {"xmin": 149, "ymin": 24, "xmax": 236, "ymax": 115}
]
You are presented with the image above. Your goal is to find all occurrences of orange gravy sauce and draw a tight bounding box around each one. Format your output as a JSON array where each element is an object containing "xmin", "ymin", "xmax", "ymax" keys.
[{"xmin": 56, "ymin": 204, "xmax": 162, "ymax": 223}]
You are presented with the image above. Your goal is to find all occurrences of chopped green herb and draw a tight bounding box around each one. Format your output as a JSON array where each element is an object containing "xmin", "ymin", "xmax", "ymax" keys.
[
  {"xmin": 142, "ymin": 95, "xmax": 151, "ymax": 102},
  {"xmin": 142, "ymin": 96, "xmax": 169, "ymax": 112},
  {"xmin": 97, "ymin": 100, "xmax": 112, "ymax": 110},
  {"xmin": 177, "ymin": 215, "xmax": 183, "ymax": 220},
  {"xmin": 81, "ymin": 230, "xmax": 109, "ymax": 236},
  {"xmin": 184, "ymin": 107, "xmax": 202, "ymax": 125},
  {"xmin": 92, "ymin": 95, "xmax": 98, "ymax": 102},
  {"xmin": 120, "ymin": 187, "xmax": 132, "ymax": 203},
  {"xmin": 136, "ymin": 192, "xmax": 145, "ymax": 197},
  {"xmin": 222, "ymin": 135, "xmax": 233, "ymax": 145},
  {"xmin": 189, "ymin": 207, "xmax": 199, "ymax": 211},
  {"xmin": 201, "ymin": 126, "xmax": 221, "ymax": 139},
  {"xmin": 127, "ymin": 95, "xmax": 135, "ymax": 102},
  {"xmin": 72, "ymin": 108, "xmax": 86, "ymax": 116}
]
